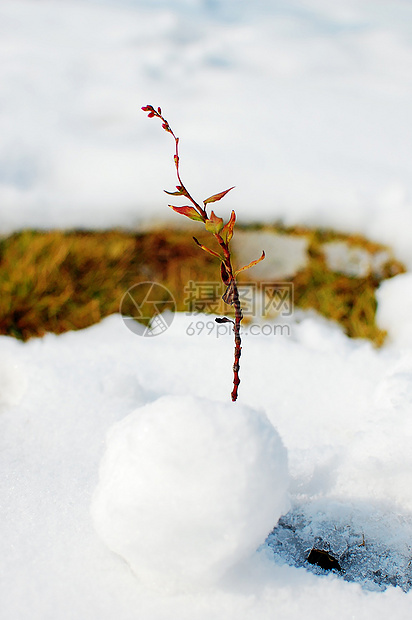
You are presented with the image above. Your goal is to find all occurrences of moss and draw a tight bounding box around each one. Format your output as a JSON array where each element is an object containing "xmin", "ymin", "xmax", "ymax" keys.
[
  {"xmin": 0, "ymin": 227, "xmax": 405, "ymax": 344},
  {"xmin": 290, "ymin": 229, "xmax": 404, "ymax": 343}
]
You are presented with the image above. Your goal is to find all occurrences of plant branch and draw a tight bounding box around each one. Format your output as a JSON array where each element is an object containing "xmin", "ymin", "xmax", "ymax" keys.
[
  {"xmin": 142, "ymin": 106, "xmax": 206, "ymax": 219},
  {"xmin": 142, "ymin": 104, "xmax": 264, "ymax": 402}
]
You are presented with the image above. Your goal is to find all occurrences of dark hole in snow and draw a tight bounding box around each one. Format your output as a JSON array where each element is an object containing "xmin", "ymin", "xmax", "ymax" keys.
[
  {"xmin": 307, "ymin": 548, "xmax": 342, "ymax": 571},
  {"xmin": 263, "ymin": 504, "xmax": 412, "ymax": 593}
]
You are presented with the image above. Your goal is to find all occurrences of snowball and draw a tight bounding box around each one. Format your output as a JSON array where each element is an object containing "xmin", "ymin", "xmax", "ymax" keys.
[
  {"xmin": 376, "ymin": 273, "xmax": 412, "ymax": 346},
  {"xmin": 91, "ymin": 395, "xmax": 289, "ymax": 590}
]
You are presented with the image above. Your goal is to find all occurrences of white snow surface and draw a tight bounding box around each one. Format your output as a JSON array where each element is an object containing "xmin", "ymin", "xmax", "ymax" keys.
[
  {"xmin": 91, "ymin": 395, "xmax": 289, "ymax": 590},
  {"xmin": 3, "ymin": 311, "xmax": 412, "ymax": 617},
  {"xmin": 4, "ymin": 1, "xmax": 412, "ymax": 616},
  {"xmin": 3, "ymin": 0, "xmax": 412, "ymax": 265},
  {"xmin": 376, "ymin": 273, "xmax": 412, "ymax": 347}
]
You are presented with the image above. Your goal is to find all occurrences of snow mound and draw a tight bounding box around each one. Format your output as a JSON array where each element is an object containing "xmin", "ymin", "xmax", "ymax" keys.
[
  {"xmin": 91, "ymin": 394, "xmax": 289, "ymax": 590},
  {"xmin": 376, "ymin": 273, "xmax": 412, "ymax": 345}
]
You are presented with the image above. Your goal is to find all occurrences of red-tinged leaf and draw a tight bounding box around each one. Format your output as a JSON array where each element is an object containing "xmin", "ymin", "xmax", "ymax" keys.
[
  {"xmin": 221, "ymin": 210, "xmax": 236, "ymax": 244},
  {"xmin": 168, "ymin": 205, "xmax": 204, "ymax": 222},
  {"xmin": 141, "ymin": 105, "xmax": 154, "ymax": 112},
  {"xmin": 157, "ymin": 106, "xmax": 162, "ymax": 114},
  {"xmin": 235, "ymin": 251, "xmax": 265, "ymax": 276},
  {"xmin": 205, "ymin": 210, "xmax": 224, "ymax": 234},
  {"xmin": 164, "ymin": 185, "xmax": 187, "ymax": 197},
  {"xmin": 164, "ymin": 188, "xmax": 185, "ymax": 196},
  {"xmin": 204, "ymin": 186, "xmax": 235, "ymax": 205},
  {"xmin": 193, "ymin": 237, "xmax": 223, "ymax": 259},
  {"xmin": 148, "ymin": 112, "xmax": 155, "ymax": 118},
  {"xmin": 221, "ymin": 261, "xmax": 231, "ymax": 285}
]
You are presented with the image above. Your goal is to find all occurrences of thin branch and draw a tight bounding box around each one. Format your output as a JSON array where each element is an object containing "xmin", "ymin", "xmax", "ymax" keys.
[{"xmin": 142, "ymin": 104, "xmax": 264, "ymax": 402}]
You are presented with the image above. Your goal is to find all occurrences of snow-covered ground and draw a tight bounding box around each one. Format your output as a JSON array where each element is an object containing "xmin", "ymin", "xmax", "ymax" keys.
[
  {"xmin": 2, "ymin": 0, "xmax": 412, "ymax": 264},
  {"xmin": 3, "ymin": 1, "xmax": 412, "ymax": 617},
  {"xmin": 3, "ymin": 297, "xmax": 412, "ymax": 618}
]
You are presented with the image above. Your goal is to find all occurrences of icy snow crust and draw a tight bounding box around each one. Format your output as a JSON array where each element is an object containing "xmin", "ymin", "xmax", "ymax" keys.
[
  {"xmin": 3, "ymin": 305, "xmax": 412, "ymax": 618},
  {"xmin": 91, "ymin": 395, "xmax": 289, "ymax": 590}
]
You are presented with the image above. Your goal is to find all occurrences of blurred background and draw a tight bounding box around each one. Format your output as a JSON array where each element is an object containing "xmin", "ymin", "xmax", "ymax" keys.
[
  {"xmin": 1, "ymin": 0, "xmax": 411, "ymax": 340},
  {"xmin": 1, "ymin": 0, "xmax": 412, "ymax": 245}
]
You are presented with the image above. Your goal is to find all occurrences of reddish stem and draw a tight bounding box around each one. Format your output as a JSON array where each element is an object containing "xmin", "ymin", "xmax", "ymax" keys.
[
  {"xmin": 230, "ymin": 279, "xmax": 242, "ymax": 401},
  {"xmin": 215, "ymin": 233, "xmax": 242, "ymax": 401},
  {"xmin": 144, "ymin": 104, "xmax": 244, "ymax": 401},
  {"xmin": 149, "ymin": 107, "xmax": 207, "ymax": 220}
]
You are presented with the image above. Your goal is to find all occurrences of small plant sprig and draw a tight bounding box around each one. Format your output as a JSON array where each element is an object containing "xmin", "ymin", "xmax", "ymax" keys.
[{"xmin": 142, "ymin": 105, "xmax": 265, "ymax": 401}]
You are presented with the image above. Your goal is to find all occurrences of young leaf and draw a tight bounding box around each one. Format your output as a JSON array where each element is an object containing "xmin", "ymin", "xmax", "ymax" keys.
[
  {"xmin": 215, "ymin": 317, "xmax": 234, "ymax": 324},
  {"xmin": 164, "ymin": 187, "xmax": 185, "ymax": 196},
  {"xmin": 222, "ymin": 280, "xmax": 236, "ymax": 305},
  {"xmin": 235, "ymin": 251, "xmax": 265, "ymax": 276},
  {"xmin": 221, "ymin": 261, "xmax": 231, "ymax": 285},
  {"xmin": 168, "ymin": 205, "xmax": 204, "ymax": 221},
  {"xmin": 204, "ymin": 186, "xmax": 235, "ymax": 205},
  {"xmin": 221, "ymin": 210, "xmax": 236, "ymax": 244},
  {"xmin": 193, "ymin": 237, "xmax": 223, "ymax": 259},
  {"xmin": 205, "ymin": 211, "xmax": 224, "ymax": 234}
]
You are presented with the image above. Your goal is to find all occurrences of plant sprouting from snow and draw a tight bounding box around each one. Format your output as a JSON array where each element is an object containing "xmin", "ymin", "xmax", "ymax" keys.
[{"xmin": 142, "ymin": 105, "xmax": 265, "ymax": 401}]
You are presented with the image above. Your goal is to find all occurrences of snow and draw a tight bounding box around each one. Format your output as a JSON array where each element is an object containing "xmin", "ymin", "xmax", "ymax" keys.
[
  {"xmin": 0, "ymin": 355, "xmax": 26, "ymax": 409},
  {"xmin": 3, "ymin": 312, "xmax": 412, "ymax": 618},
  {"xmin": 376, "ymin": 273, "xmax": 412, "ymax": 346},
  {"xmin": 91, "ymin": 395, "xmax": 289, "ymax": 590},
  {"xmin": 323, "ymin": 241, "xmax": 390, "ymax": 278},
  {"xmin": 233, "ymin": 231, "xmax": 309, "ymax": 279},
  {"xmin": 3, "ymin": 0, "xmax": 412, "ymax": 617}
]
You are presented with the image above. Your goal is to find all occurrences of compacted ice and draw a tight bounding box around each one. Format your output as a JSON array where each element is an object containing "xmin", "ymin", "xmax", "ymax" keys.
[{"xmin": 91, "ymin": 394, "xmax": 289, "ymax": 590}]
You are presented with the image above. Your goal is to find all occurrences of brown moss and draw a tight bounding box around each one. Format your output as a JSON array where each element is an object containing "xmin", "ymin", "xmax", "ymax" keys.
[
  {"xmin": 289, "ymin": 229, "xmax": 404, "ymax": 343},
  {"xmin": 0, "ymin": 227, "xmax": 405, "ymax": 344}
]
